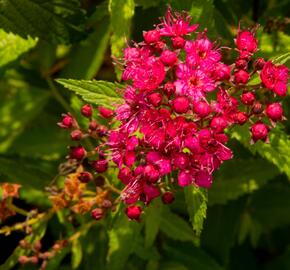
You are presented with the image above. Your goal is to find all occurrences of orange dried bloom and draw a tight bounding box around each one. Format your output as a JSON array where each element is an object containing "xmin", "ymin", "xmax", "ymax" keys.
[{"xmin": 1, "ymin": 183, "xmax": 21, "ymax": 200}]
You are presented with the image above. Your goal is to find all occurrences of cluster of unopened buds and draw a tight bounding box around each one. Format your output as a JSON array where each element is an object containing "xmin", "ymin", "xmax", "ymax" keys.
[
  {"xmin": 18, "ymin": 239, "xmax": 68, "ymax": 270},
  {"xmin": 57, "ymin": 8, "xmax": 288, "ymax": 222}
]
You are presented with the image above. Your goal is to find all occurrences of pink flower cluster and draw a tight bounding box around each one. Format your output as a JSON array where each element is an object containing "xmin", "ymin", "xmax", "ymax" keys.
[{"xmin": 59, "ymin": 9, "xmax": 288, "ymax": 221}]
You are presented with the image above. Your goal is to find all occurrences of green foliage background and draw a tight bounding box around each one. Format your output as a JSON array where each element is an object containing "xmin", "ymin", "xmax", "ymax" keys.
[{"xmin": 0, "ymin": 0, "xmax": 289, "ymax": 269}]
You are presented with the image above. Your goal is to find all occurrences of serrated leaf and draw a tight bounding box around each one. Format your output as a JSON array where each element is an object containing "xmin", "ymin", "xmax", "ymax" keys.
[
  {"xmin": 0, "ymin": 0, "xmax": 86, "ymax": 44},
  {"xmin": 160, "ymin": 206, "xmax": 194, "ymax": 242},
  {"xmin": 184, "ymin": 186, "xmax": 208, "ymax": 245},
  {"xmin": 56, "ymin": 79, "xmax": 123, "ymax": 109},
  {"xmin": 208, "ymin": 158, "xmax": 280, "ymax": 205},
  {"xmin": 106, "ymin": 213, "xmax": 141, "ymax": 270},
  {"xmin": 231, "ymin": 125, "xmax": 290, "ymax": 179},
  {"xmin": 109, "ymin": 0, "xmax": 135, "ymax": 79},
  {"xmin": 145, "ymin": 199, "xmax": 163, "ymax": 248},
  {"xmin": 0, "ymin": 29, "xmax": 37, "ymax": 67}
]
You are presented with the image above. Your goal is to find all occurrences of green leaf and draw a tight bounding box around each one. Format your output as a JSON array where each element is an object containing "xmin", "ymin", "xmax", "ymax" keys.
[
  {"xmin": 106, "ymin": 213, "xmax": 141, "ymax": 270},
  {"xmin": 208, "ymin": 158, "xmax": 280, "ymax": 205},
  {"xmin": 160, "ymin": 206, "xmax": 195, "ymax": 242},
  {"xmin": 0, "ymin": 29, "xmax": 37, "ymax": 67},
  {"xmin": 61, "ymin": 16, "xmax": 111, "ymax": 79},
  {"xmin": 145, "ymin": 199, "xmax": 163, "ymax": 248},
  {"xmin": 189, "ymin": 0, "xmax": 214, "ymax": 31},
  {"xmin": 109, "ymin": 0, "xmax": 135, "ymax": 79},
  {"xmin": 56, "ymin": 79, "xmax": 123, "ymax": 109},
  {"xmin": 0, "ymin": 0, "xmax": 86, "ymax": 44},
  {"xmin": 0, "ymin": 78, "xmax": 50, "ymax": 152},
  {"xmin": 71, "ymin": 238, "xmax": 83, "ymax": 269},
  {"xmin": 0, "ymin": 155, "xmax": 53, "ymax": 189},
  {"xmin": 231, "ymin": 125, "xmax": 290, "ymax": 179},
  {"xmin": 184, "ymin": 186, "xmax": 208, "ymax": 245},
  {"xmin": 163, "ymin": 241, "xmax": 224, "ymax": 270}
]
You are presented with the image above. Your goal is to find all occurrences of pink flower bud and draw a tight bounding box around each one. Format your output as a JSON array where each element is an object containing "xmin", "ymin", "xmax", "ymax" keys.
[
  {"xmin": 147, "ymin": 92, "xmax": 162, "ymax": 107},
  {"xmin": 235, "ymin": 59, "xmax": 248, "ymax": 70},
  {"xmin": 241, "ymin": 91, "xmax": 255, "ymax": 105},
  {"xmin": 266, "ymin": 103, "xmax": 283, "ymax": 122},
  {"xmin": 70, "ymin": 146, "xmax": 86, "ymax": 160},
  {"xmin": 118, "ymin": 167, "xmax": 133, "ymax": 185},
  {"xmin": 78, "ymin": 172, "xmax": 93, "ymax": 183},
  {"xmin": 162, "ymin": 192, "xmax": 175, "ymax": 204},
  {"xmin": 70, "ymin": 130, "xmax": 83, "ymax": 141},
  {"xmin": 210, "ymin": 116, "xmax": 228, "ymax": 133},
  {"xmin": 213, "ymin": 63, "xmax": 231, "ymax": 81},
  {"xmin": 89, "ymin": 120, "xmax": 98, "ymax": 130},
  {"xmin": 234, "ymin": 111, "xmax": 248, "ymax": 125},
  {"xmin": 91, "ymin": 208, "xmax": 103, "ymax": 220},
  {"xmin": 178, "ymin": 171, "xmax": 192, "ymax": 187},
  {"xmin": 143, "ymin": 30, "xmax": 160, "ymax": 44},
  {"xmin": 274, "ymin": 82, "xmax": 287, "ymax": 97},
  {"xmin": 92, "ymin": 159, "xmax": 108, "ymax": 173},
  {"xmin": 144, "ymin": 165, "xmax": 160, "ymax": 183},
  {"xmin": 194, "ymin": 101, "xmax": 211, "ymax": 117},
  {"xmin": 173, "ymin": 153, "xmax": 190, "ymax": 170},
  {"xmin": 125, "ymin": 205, "xmax": 142, "ymax": 221},
  {"xmin": 234, "ymin": 70, "xmax": 250, "ymax": 84},
  {"xmin": 251, "ymin": 122, "xmax": 269, "ymax": 142},
  {"xmin": 81, "ymin": 104, "xmax": 93, "ymax": 118},
  {"xmin": 195, "ymin": 170, "xmax": 212, "ymax": 188},
  {"xmin": 99, "ymin": 106, "xmax": 114, "ymax": 118},
  {"xmin": 254, "ymin": 57, "xmax": 265, "ymax": 70},
  {"xmin": 171, "ymin": 36, "xmax": 185, "ymax": 49},
  {"xmin": 236, "ymin": 31, "xmax": 258, "ymax": 53},
  {"xmin": 252, "ymin": 102, "xmax": 263, "ymax": 114},
  {"xmin": 58, "ymin": 113, "xmax": 74, "ymax": 129},
  {"xmin": 160, "ymin": 50, "xmax": 178, "ymax": 66},
  {"xmin": 164, "ymin": 81, "xmax": 175, "ymax": 97},
  {"xmin": 172, "ymin": 96, "xmax": 190, "ymax": 114}
]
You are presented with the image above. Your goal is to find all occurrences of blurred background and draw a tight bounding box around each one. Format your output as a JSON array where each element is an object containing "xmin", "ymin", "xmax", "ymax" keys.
[{"xmin": 0, "ymin": 0, "xmax": 289, "ymax": 269}]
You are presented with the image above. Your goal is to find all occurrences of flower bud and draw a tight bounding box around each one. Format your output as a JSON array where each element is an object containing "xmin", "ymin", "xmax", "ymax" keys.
[
  {"xmin": 144, "ymin": 164, "xmax": 160, "ymax": 183},
  {"xmin": 252, "ymin": 102, "xmax": 263, "ymax": 114},
  {"xmin": 162, "ymin": 192, "xmax": 175, "ymax": 204},
  {"xmin": 251, "ymin": 122, "xmax": 269, "ymax": 142},
  {"xmin": 213, "ymin": 63, "xmax": 231, "ymax": 81},
  {"xmin": 19, "ymin": 256, "xmax": 29, "ymax": 265},
  {"xmin": 172, "ymin": 96, "xmax": 190, "ymax": 114},
  {"xmin": 70, "ymin": 130, "xmax": 83, "ymax": 141},
  {"xmin": 91, "ymin": 208, "xmax": 103, "ymax": 220},
  {"xmin": 266, "ymin": 103, "xmax": 283, "ymax": 122},
  {"xmin": 178, "ymin": 171, "xmax": 192, "ymax": 187},
  {"xmin": 254, "ymin": 57, "xmax": 265, "ymax": 70},
  {"xmin": 118, "ymin": 167, "xmax": 133, "ymax": 185},
  {"xmin": 234, "ymin": 70, "xmax": 250, "ymax": 84},
  {"xmin": 99, "ymin": 106, "xmax": 114, "ymax": 118},
  {"xmin": 173, "ymin": 153, "xmax": 190, "ymax": 170},
  {"xmin": 195, "ymin": 170, "xmax": 212, "ymax": 188},
  {"xmin": 70, "ymin": 146, "xmax": 86, "ymax": 160},
  {"xmin": 143, "ymin": 30, "xmax": 160, "ymax": 44},
  {"xmin": 102, "ymin": 199, "xmax": 112, "ymax": 208},
  {"xmin": 125, "ymin": 205, "xmax": 142, "ymax": 221},
  {"xmin": 171, "ymin": 36, "xmax": 185, "ymax": 49},
  {"xmin": 194, "ymin": 101, "xmax": 211, "ymax": 117},
  {"xmin": 58, "ymin": 113, "xmax": 74, "ymax": 129},
  {"xmin": 147, "ymin": 92, "xmax": 162, "ymax": 107},
  {"xmin": 236, "ymin": 30, "xmax": 258, "ymax": 53},
  {"xmin": 160, "ymin": 50, "xmax": 178, "ymax": 66},
  {"xmin": 81, "ymin": 104, "xmax": 93, "ymax": 118},
  {"xmin": 92, "ymin": 159, "xmax": 108, "ymax": 173},
  {"xmin": 234, "ymin": 111, "xmax": 248, "ymax": 125},
  {"xmin": 235, "ymin": 59, "xmax": 248, "ymax": 70},
  {"xmin": 78, "ymin": 171, "xmax": 93, "ymax": 183},
  {"xmin": 210, "ymin": 116, "xmax": 228, "ymax": 133},
  {"xmin": 164, "ymin": 81, "xmax": 175, "ymax": 97},
  {"xmin": 89, "ymin": 120, "xmax": 98, "ymax": 130},
  {"xmin": 241, "ymin": 91, "xmax": 255, "ymax": 105}
]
